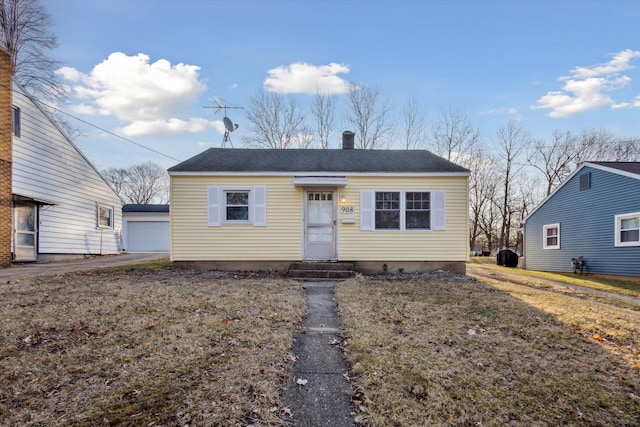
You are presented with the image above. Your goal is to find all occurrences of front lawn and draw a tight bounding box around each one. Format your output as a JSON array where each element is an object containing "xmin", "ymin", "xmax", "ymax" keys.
[
  {"xmin": 337, "ymin": 274, "xmax": 640, "ymax": 426},
  {"xmin": 0, "ymin": 267, "xmax": 305, "ymax": 426}
]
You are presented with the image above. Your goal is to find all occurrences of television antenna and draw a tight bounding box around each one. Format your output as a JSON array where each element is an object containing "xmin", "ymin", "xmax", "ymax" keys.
[{"xmin": 205, "ymin": 97, "xmax": 243, "ymax": 147}]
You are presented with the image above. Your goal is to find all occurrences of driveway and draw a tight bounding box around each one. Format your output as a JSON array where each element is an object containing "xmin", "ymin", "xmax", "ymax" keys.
[{"xmin": 0, "ymin": 252, "xmax": 169, "ymax": 280}]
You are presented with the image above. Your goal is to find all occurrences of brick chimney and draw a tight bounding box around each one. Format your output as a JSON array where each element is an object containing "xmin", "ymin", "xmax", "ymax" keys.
[
  {"xmin": 342, "ymin": 131, "xmax": 355, "ymax": 149},
  {"xmin": 0, "ymin": 47, "xmax": 12, "ymax": 267}
]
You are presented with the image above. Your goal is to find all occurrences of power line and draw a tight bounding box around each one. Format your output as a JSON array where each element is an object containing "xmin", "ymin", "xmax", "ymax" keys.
[{"xmin": 10, "ymin": 85, "xmax": 183, "ymax": 163}]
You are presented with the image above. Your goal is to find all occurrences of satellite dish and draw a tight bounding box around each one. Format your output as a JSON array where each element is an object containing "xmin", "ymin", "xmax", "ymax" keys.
[{"xmin": 223, "ymin": 116, "xmax": 237, "ymax": 132}]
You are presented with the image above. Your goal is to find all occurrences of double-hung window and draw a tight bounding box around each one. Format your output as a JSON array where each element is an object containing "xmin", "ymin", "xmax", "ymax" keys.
[
  {"xmin": 375, "ymin": 191, "xmax": 400, "ymax": 229},
  {"xmin": 225, "ymin": 191, "xmax": 250, "ymax": 222},
  {"xmin": 615, "ymin": 212, "xmax": 640, "ymax": 247},
  {"xmin": 362, "ymin": 190, "xmax": 445, "ymax": 231},
  {"xmin": 98, "ymin": 205, "xmax": 114, "ymax": 229},
  {"xmin": 207, "ymin": 186, "xmax": 267, "ymax": 226},
  {"xmin": 405, "ymin": 191, "xmax": 430, "ymax": 230},
  {"xmin": 543, "ymin": 223, "xmax": 560, "ymax": 249}
]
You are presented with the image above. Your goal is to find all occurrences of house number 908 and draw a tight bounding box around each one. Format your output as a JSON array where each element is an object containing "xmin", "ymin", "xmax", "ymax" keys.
[{"xmin": 341, "ymin": 206, "xmax": 355, "ymax": 214}]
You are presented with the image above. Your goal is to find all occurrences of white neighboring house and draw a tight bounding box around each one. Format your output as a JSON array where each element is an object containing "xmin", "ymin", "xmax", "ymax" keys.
[
  {"xmin": 11, "ymin": 82, "xmax": 123, "ymax": 262},
  {"xmin": 122, "ymin": 204, "xmax": 170, "ymax": 252}
]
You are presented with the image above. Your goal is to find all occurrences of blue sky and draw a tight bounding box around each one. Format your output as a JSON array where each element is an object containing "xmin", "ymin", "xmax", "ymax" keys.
[{"xmin": 43, "ymin": 0, "xmax": 640, "ymax": 170}]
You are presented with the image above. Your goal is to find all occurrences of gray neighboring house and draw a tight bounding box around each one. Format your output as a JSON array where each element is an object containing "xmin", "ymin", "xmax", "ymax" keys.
[
  {"xmin": 523, "ymin": 162, "xmax": 640, "ymax": 276},
  {"xmin": 122, "ymin": 204, "xmax": 170, "ymax": 252}
]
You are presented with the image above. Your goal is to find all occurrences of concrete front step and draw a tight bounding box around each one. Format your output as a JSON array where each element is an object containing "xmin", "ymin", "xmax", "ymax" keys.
[
  {"xmin": 288, "ymin": 269, "xmax": 355, "ymax": 279},
  {"xmin": 288, "ymin": 262, "xmax": 355, "ymax": 279}
]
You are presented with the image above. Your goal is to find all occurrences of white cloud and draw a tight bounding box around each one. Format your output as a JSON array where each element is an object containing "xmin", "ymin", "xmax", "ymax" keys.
[
  {"xmin": 117, "ymin": 117, "xmax": 214, "ymax": 138},
  {"xmin": 56, "ymin": 52, "xmax": 218, "ymax": 138},
  {"xmin": 570, "ymin": 49, "xmax": 640, "ymax": 79},
  {"xmin": 264, "ymin": 62, "xmax": 353, "ymax": 94},
  {"xmin": 55, "ymin": 66, "xmax": 84, "ymax": 81},
  {"xmin": 69, "ymin": 103, "xmax": 98, "ymax": 115},
  {"xmin": 479, "ymin": 107, "xmax": 519, "ymax": 116},
  {"xmin": 211, "ymin": 120, "xmax": 226, "ymax": 135},
  {"xmin": 533, "ymin": 49, "xmax": 640, "ymax": 117}
]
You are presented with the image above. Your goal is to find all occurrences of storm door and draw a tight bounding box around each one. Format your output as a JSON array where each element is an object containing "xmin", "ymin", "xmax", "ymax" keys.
[
  {"xmin": 304, "ymin": 190, "xmax": 336, "ymax": 260},
  {"xmin": 13, "ymin": 202, "xmax": 37, "ymax": 262}
]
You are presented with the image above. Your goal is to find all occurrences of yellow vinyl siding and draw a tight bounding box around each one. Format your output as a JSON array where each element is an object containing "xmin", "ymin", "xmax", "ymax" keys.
[
  {"xmin": 337, "ymin": 176, "xmax": 468, "ymax": 261},
  {"xmin": 171, "ymin": 174, "xmax": 468, "ymax": 262},
  {"xmin": 171, "ymin": 176, "xmax": 303, "ymax": 261}
]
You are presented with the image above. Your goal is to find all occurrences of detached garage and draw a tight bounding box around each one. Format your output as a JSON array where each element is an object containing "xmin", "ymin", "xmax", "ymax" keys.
[{"xmin": 122, "ymin": 204, "xmax": 170, "ymax": 252}]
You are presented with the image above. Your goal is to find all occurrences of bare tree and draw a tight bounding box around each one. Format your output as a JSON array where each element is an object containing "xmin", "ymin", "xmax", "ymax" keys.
[
  {"xmin": 243, "ymin": 89, "xmax": 311, "ymax": 149},
  {"xmin": 310, "ymin": 90, "xmax": 336, "ymax": 149},
  {"xmin": 512, "ymin": 178, "xmax": 543, "ymax": 253},
  {"xmin": 527, "ymin": 129, "xmax": 580, "ymax": 196},
  {"xmin": 495, "ymin": 119, "xmax": 530, "ymax": 250},
  {"xmin": 467, "ymin": 150, "xmax": 499, "ymax": 253},
  {"xmin": 575, "ymin": 128, "xmax": 616, "ymax": 163},
  {"xmin": 0, "ymin": 0, "xmax": 63, "ymax": 99},
  {"xmin": 401, "ymin": 97, "xmax": 428, "ymax": 149},
  {"xmin": 607, "ymin": 137, "xmax": 640, "ymax": 161},
  {"xmin": 345, "ymin": 85, "xmax": 393, "ymax": 149},
  {"xmin": 430, "ymin": 105, "xmax": 479, "ymax": 165},
  {"xmin": 576, "ymin": 129, "xmax": 639, "ymax": 162},
  {"xmin": 103, "ymin": 161, "xmax": 169, "ymax": 204}
]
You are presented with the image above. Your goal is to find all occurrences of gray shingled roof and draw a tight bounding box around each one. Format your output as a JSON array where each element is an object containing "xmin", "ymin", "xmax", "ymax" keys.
[
  {"xmin": 168, "ymin": 148, "xmax": 470, "ymax": 173},
  {"xmin": 123, "ymin": 204, "xmax": 169, "ymax": 213},
  {"xmin": 589, "ymin": 162, "xmax": 640, "ymax": 176}
]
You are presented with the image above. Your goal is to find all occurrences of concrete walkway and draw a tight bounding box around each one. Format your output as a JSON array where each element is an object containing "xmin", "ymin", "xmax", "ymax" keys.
[
  {"xmin": 283, "ymin": 281, "xmax": 355, "ymax": 426},
  {"xmin": 0, "ymin": 252, "xmax": 169, "ymax": 280}
]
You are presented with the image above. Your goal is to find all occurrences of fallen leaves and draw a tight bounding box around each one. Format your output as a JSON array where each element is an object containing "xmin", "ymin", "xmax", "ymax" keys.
[
  {"xmin": 337, "ymin": 276, "xmax": 640, "ymax": 426},
  {"xmin": 0, "ymin": 268, "xmax": 305, "ymax": 426}
]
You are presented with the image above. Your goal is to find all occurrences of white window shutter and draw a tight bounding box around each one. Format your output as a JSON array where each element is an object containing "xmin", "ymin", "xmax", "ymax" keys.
[
  {"xmin": 253, "ymin": 186, "xmax": 267, "ymax": 226},
  {"xmin": 431, "ymin": 190, "xmax": 446, "ymax": 230},
  {"xmin": 207, "ymin": 186, "xmax": 222, "ymax": 226},
  {"xmin": 360, "ymin": 191, "xmax": 374, "ymax": 230}
]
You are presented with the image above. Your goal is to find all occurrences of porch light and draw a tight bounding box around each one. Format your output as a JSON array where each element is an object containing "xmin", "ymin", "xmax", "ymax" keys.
[{"xmin": 340, "ymin": 194, "xmax": 347, "ymax": 204}]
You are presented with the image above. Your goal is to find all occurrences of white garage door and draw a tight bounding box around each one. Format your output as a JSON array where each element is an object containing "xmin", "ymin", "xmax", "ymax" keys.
[{"xmin": 127, "ymin": 221, "xmax": 170, "ymax": 252}]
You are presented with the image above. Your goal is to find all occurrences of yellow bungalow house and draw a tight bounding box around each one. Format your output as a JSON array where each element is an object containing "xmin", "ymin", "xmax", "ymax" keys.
[{"xmin": 168, "ymin": 132, "xmax": 470, "ymax": 274}]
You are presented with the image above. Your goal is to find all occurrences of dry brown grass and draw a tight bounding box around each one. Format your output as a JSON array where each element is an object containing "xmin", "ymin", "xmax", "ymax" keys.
[
  {"xmin": 0, "ymin": 267, "xmax": 305, "ymax": 426},
  {"xmin": 337, "ymin": 274, "xmax": 640, "ymax": 426}
]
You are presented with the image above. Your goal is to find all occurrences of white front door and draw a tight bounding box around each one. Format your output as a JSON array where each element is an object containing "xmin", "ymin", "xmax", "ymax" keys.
[
  {"xmin": 13, "ymin": 203, "xmax": 37, "ymax": 262},
  {"xmin": 304, "ymin": 190, "xmax": 336, "ymax": 260}
]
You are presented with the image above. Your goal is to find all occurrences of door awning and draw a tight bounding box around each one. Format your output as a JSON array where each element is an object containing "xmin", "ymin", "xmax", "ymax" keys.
[
  {"xmin": 13, "ymin": 194, "xmax": 57, "ymax": 205},
  {"xmin": 293, "ymin": 177, "xmax": 347, "ymax": 187}
]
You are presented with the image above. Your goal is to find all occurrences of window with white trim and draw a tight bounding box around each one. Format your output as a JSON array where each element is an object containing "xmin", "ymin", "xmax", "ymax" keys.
[
  {"xmin": 98, "ymin": 205, "xmax": 114, "ymax": 228},
  {"xmin": 543, "ymin": 223, "xmax": 560, "ymax": 249},
  {"xmin": 207, "ymin": 186, "xmax": 267, "ymax": 227},
  {"xmin": 361, "ymin": 190, "xmax": 445, "ymax": 231},
  {"xmin": 615, "ymin": 212, "xmax": 640, "ymax": 247},
  {"xmin": 405, "ymin": 191, "xmax": 430, "ymax": 230},
  {"xmin": 375, "ymin": 191, "xmax": 400, "ymax": 229},
  {"xmin": 225, "ymin": 191, "xmax": 250, "ymax": 221}
]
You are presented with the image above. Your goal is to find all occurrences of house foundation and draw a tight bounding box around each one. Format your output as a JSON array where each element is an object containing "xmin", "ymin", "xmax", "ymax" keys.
[{"xmin": 171, "ymin": 260, "xmax": 466, "ymax": 275}]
